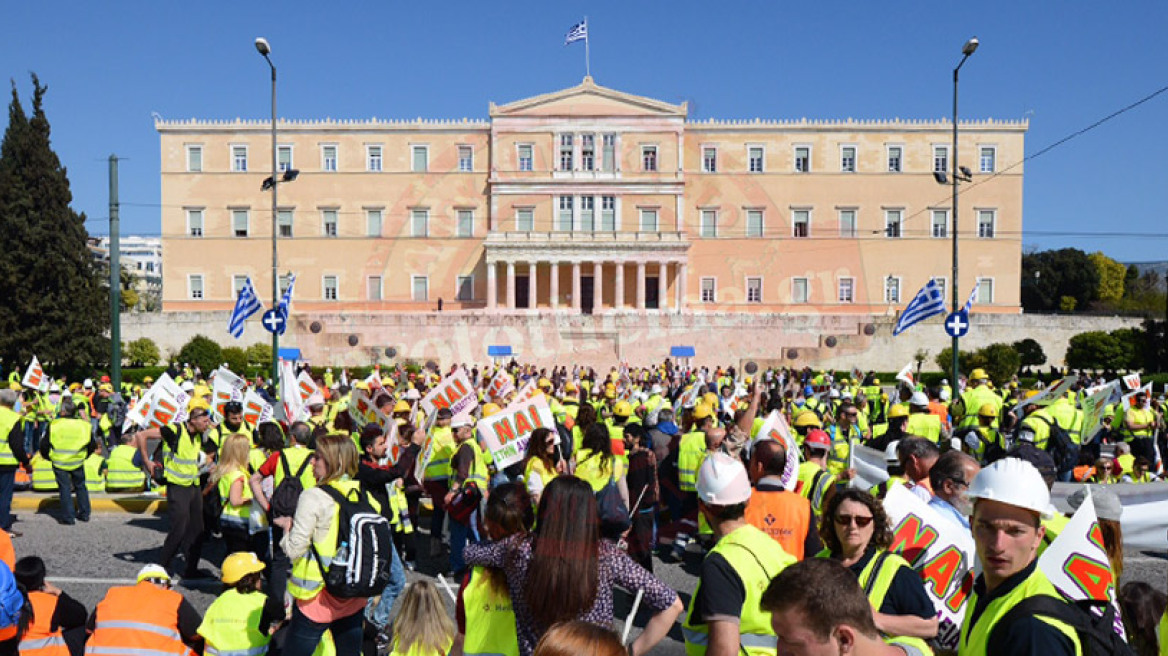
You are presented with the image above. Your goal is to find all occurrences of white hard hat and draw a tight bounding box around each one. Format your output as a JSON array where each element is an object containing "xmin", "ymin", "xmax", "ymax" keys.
[
  {"xmin": 829, "ymin": 389, "xmax": 840, "ymax": 399},
  {"xmin": 180, "ymin": 380, "xmax": 195, "ymax": 392},
  {"xmin": 940, "ymin": 388, "xmax": 951, "ymax": 401},
  {"xmin": 83, "ymin": 378, "xmax": 93, "ymax": 389},
  {"xmin": 451, "ymin": 413, "xmax": 475, "ymax": 429},
  {"xmin": 405, "ymin": 388, "xmax": 421, "ymax": 400},
  {"xmin": 910, "ymin": 391, "xmax": 929, "ymax": 407},
  {"xmin": 137, "ymin": 564, "xmax": 172, "ymax": 584},
  {"xmin": 651, "ymin": 385, "xmax": 663, "ymax": 395},
  {"xmin": 696, "ymin": 452, "xmax": 752, "ymax": 505},
  {"xmin": 941, "ymin": 379, "xmax": 949, "ymax": 385},
  {"xmin": 967, "ymin": 457, "xmax": 1055, "ymax": 519},
  {"xmin": 884, "ymin": 441, "xmax": 900, "ymax": 464}
]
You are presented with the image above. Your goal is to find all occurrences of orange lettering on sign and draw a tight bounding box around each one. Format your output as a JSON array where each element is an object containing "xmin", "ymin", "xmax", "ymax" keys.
[
  {"xmin": 919, "ymin": 546, "xmax": 964, "ymax": 598},
  {"xmin": 514, "ymin": 410, "xmax": 533, "ymax": 435},
  {"xmin": 889, "ymin": 514, "xmax": 939, "ymax": 566},
  {"xmin": 493, "ymin": 418, "xmax": 516, "ymax": 446},
  {"xmin": 944, "ymin": 571, "xmax": 974, "ymax": 613}
]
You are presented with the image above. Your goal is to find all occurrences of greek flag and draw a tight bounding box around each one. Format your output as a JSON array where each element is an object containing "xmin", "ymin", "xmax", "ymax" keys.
[
  {"xmin": 893, "ymin": 278, "xmax": 947, "ymax": 336},
  {"xmin": 228, "ymin": 277, "xmax": 263, "ymax": 338},
  {"xmin": 277, "ymin": 273, "xmax": 297, "ymax": 326},
  {"xmin": 565, "ymin": 19, "xmax": 587, "ymax": 45},
  {"xmin": 962, "ymin": 280, "xmax": 980, "ymax": 315}
]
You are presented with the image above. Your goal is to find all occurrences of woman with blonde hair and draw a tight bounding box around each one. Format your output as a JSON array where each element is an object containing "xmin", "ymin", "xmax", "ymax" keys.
[
  {"xmin": 211, "ymin": 433, "xmax": 254, "ymax": 555},
  {"xmin": 390, "ymin": 580, "xmax": 455, "ymax": 656}
]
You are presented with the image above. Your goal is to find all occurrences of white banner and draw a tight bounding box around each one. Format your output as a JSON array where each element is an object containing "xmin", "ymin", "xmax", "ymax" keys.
[
  {"xmin": 1080, "ymin": 381, "xmax": 1119, "ymax": 445},
  {"xmin": 477, "ymin": 395, "xmax": 556, "ymax": 470},
  {"xmin": 507, "ymin": 380, "xmax": 539, "ymax": 409},
  {"xmin": 751, "ymin": 411, "xmax": 800, "ymax": 491},
  {"xmin": 279, "ymin": 359, "xmax": 302, "ymax": 422},
  {"xmin": 1012, "ymin": 375, "xmax": 1078, "ymax": 414},
  {"xmin": 883, "ymin": 485, "xmax": 977, "ymax": 651},
  {"xmin": 420, "ymin": 369, "xmax": 478, "ymax": 417},
  {"xmin": 1051, "ymin": 481, "xmax": 1168, "ymax": 551},
  {"xmin": 215, "ymin": 366, "xmax": 247, "ymax": 392},
  {"xmin": 241, "ymin": 389, "xmax": 274, "ymax": 426},
  {"xmin": 22, "ymin": 356, "xmax": 48, "ymax": 391},
  {"xmin": 848, "ymin": 440, "xmax": 890, "ymax": 490},
  {"xmin": 896, "ymin": 362, "xmax": 914, "ymax": 387},
  {"xmin": 211, "ymin": 375, "xmax": 244, "ymax": 422},
  {"xmin": 1122, "ymin": 373, "xmax": 1141, "ymax": 391},
  {"xmin": 486, "ymin": 369, "xmax": 515, "ymax": 400},
  {"xmin": 152, "ymin": 373, "xmax": 191, "ymax": 409}
]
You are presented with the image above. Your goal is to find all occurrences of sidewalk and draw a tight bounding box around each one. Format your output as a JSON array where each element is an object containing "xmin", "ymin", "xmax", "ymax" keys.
[{"xmin": 13, "ymin": 492, "xmax": 167, "ymax": 514}]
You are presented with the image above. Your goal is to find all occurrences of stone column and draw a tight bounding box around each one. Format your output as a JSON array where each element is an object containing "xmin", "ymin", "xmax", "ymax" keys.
[
  {"xmin": 550, "ymin": 262, "xmax": 560, "ymax": 310},
  {"xmin": 677, "ymin": 262, "xmax": 688, "ymax": 312},
  {"xmin": 636, "ymin": 261, "xmax": 646, "ymax": 310},
  {"xmin": 572, "ymin": 262, "xmax": 581, "ymax": 311},
  {"xmin": 506, "ymin": 261, "xmax": 516, "ymax": 310},
  {"xmin": 593, "ymin": 262, "xmax": 603, "ymax": 312},
  {"xmin": 614, "ymin": 262, "xmax": 625, "ymax": 311},
  {"xmin": 657, "ymin": 262, "xmax": 668, "ymax": 311},
  {"xmin": 487, "ymin": 261, "xmax": 497, "ymax": 309},
  {"xmin": 529, "ymin": 261, "xmax": 538, "ymax": 310}
]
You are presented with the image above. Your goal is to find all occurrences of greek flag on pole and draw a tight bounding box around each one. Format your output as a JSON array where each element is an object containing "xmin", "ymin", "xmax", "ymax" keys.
[
  {"xmin": 277, "ymin": 273, "xmax": 297, "ymax": 322},
  {"xmin": 962, "ymin": 280, "xmax": 980, "ymax": 315},
  {"xmin": 893, "ymin": 278, "xmax": 947, "ymax": 336},
  {"xmin": 228, "ymin": 278, "xmax": 263, "ymax": 338},
  {"xmin": 565, "ymin": 19, "xmax": 587, "ymax": 45}
]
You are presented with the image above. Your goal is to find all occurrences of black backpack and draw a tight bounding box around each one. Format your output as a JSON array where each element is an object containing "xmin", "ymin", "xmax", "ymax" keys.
[
  {"xmin": 310, "ymin": 485, "xmax": 394, "ymax": 598},
  {"xmin": 1034, "ymin": 416, "xmax": 1079, "ymax": 478},
  {"xmin": 270, "ymin": 452, "xmax": 312, "ymax": 519},
  {"xmin": 988, "ymin": 596, "xmax": 1135, "ymax": 656}
]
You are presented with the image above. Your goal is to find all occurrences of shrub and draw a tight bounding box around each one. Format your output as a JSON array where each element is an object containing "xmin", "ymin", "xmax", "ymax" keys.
[
  {"xmin": 177, "ymin": 335, "xmax": 222, "ymax": 376},
  {"xmin": 221, "ymin": 346, "xmax": 248, "ymax": 374},
  {"xmin": 125, "ymin": 338, "xmax": 161, "ymax": 367}
]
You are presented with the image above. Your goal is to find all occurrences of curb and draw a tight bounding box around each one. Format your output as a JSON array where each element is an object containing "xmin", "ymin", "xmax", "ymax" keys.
[{"xmin": 13, "ymin": 494, "xmax": 167, "ymax": 514}]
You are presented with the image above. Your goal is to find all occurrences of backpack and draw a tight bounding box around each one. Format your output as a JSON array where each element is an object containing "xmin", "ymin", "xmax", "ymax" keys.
[
  {"xmin": 956, "ymin": 427, "xmax": 1007, "ymax": 464},
  {"xmin": 270, "ymin": 452, "xmax": 312, "ymax": 519},
  {"xmin": 0, "ymin": 562, "xmax": 23, "ymax": 633},
  {"xmin": 596, "ymin": 468, "xmax": 631, "ymax": 540},
  {"xmin": 310, "ymin": 485, "xmax": 394, "ymax": 598},
  {"xmin": 988, "ymin": 595, "xmax": 1135, "ymax": 656},
  {"xmin": 1034, "ymin": 416, "xmax": 1079, "ymax": 478}
]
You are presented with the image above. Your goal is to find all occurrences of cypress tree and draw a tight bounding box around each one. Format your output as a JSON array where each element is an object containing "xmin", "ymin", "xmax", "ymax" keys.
[{"xmin": 0, "ymin": 74, "xmax": 108, "ymax": 376}]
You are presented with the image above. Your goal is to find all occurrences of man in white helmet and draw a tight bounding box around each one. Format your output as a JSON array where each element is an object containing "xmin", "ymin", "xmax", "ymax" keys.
[
  {"xmin": 682, "ymin": 452, "xmax": 796, "ymax": 656},
  {"xmin": 959, "ymin": 458, "xmax": 1079, "ymax": 656}
]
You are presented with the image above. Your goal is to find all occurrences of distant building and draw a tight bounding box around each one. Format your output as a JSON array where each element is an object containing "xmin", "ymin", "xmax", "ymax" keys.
[{"xmin": 89, "ymin": 235, "xmax": 163, "ymax": 311}]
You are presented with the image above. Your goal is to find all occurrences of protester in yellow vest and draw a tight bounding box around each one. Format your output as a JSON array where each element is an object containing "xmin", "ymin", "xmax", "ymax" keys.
[
  {"xmin": 198, "ymin": 552, "xmax": 282, "ymax": 656},
  {"xmin": 905, "ymin": 392, "xmax": 942, "ymax": 444},
  {"xmin": 952, "ymin": 369, "xmax": 1000, "ymax": 430},
  {"xmin": 421, "ymin": 408, "xmax": 455, "ymax": 559},
  {"xmin": 42, "ymin": 396, "xmax": 95, "ymax": 525},
  {"xmin": 83, "ymin": 452, "xmax": 106, "ymax": 493},
  {"xmin": 106, "ymin": 434, "xmax": 147, "ymax": 492},
  {"xmin": 212, "ymin": 434, "xmax": 255, "ymax": 555},
  {"xmin": 389, "ymin": 581, "xmax": 454, "ymax": 656},
  {"xmin": 446, "ymin": 413, "xmax": 489, "ymax": 577},
  {"xmin": 796, "ymin": 429, "xmax": 838, "ymax": 522}
]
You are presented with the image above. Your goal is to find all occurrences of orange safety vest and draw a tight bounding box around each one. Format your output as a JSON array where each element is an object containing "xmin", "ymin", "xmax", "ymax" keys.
[
  {"xmin": 19, "ymin": 591, "xmax": 70, "ymax": 656},
  {"xmin": 743, "ymin": 489, "xmax": 813, "ymax": 560},
  {"xmin": 86, "ymin": 582, "xmax": 195, "ymax": 656}
]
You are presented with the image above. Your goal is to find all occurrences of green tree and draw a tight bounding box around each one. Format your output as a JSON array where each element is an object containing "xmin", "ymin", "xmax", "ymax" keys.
[
  {"xmin": 934, "ymin": 347, "xmax": 978, "ymax": 376},
  {"xmin": 177, "ymin": 335, "xmax": 222, "ymax": 376},
  {"xmin": 1021, "ymin": 248, "xmax": 1099, "ymax": 313},
  {"xmin": 246, "ymin": 343, "xmax": 272, "ymax": 367},
  {"xmin": 221, "ymin": 346, "xmax": 248, "ymax": 374},
  {"xmin": 1059, "ymin": 296, "xmax": 1078, "ymax": 313},
  {"xmin": 125, "ymin": 338, "xmax": 160, "ymax": 366},
  {"xmin": 1088, "ymin": 251, "xmax": 1126, "ymax": 304},
  {"xmin": 1065, "ymin": 331, "xmax": 1127, "ymax": 370},
  {"xmin": 1012, "ymin": 338, "xmax": 1047, "ymax": 367},
  {"xmin": 0, "ymin": 75, "xmax": 108, "ymax": 375},
  {"xmin": 978, "ymin": 343, "xmax": 1022, "ymax": 385}
]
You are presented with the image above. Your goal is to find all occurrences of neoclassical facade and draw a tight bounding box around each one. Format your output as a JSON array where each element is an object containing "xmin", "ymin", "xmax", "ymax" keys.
[{"xmin": 157, "ymin": 77, "xmax": 1026, "ymax": 316}]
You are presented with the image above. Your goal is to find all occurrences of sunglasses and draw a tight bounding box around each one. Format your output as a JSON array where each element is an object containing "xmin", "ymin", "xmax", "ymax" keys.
[{"xmin": 834, "ymin": 514, "xmax": 874, "ymax": 528}]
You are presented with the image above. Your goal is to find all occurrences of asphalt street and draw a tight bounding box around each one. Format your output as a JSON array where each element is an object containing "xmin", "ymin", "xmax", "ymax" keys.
[{"xmin": 8, "ymin": 501, "xmax": 1165, "ymax": 656}]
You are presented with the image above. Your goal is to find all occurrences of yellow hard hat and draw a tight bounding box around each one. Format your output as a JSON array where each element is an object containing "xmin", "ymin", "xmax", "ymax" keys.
[
  {"xmin": 538, "ymin": 378, "xmax": 552, "ymax": 390},
  {"xmin": 872, "ymin": 378, "xmax": 881, "ymax": 385},
  {"xmin": 193, "ymin": 385, "xmax": 211, "ymax": 398},
  {"xmin": 142, "ymin": 376, "xmax": 154, "ymax": 384},
  {"xmin": 969, "ymin": 368, "xmax": 989, "ymax": 381},
  {"xmin": 692, "ymin": 403, "xmax": 714, "ymax": 420},
  {"xmin": 221, "ymin": 551, "xmax": 265, "ymax": 585},
  {"xmin": 565, "ymin": 381, "xmax": 578, "ymax": 393},
  {"xmin": 702, "ymin": 392, "xmax": 719, "ymax": 406},
  {"xmin": 793, "ymin": 411, "xmax": 822, "ymax": 428},
  {"xmin": 355, "ymin": 381, "xmax": 370, "ymax": 391},
  {"xmin": 393, "ymin": 400, "xmax": 410, "ymax": 414},
  {"xmin": 189, "ymin": 399, "xmax": 211, "ymax": 412},
  {"xmin": 745, "ymin": 377, "xmax": 753, "ymax": 385},
  {"xmin": 99, "ymin": 383, "xmax": 114, "ymax": 393},
  {"xmin": 978, "ymin": 403, "xmax": 998, "ymax": 418},
  {"xmin": 383, "ymin": 378, "xmax": 396, "ymax": 388},
  {"xmin": 887, "ymin": 404, "xmax": 910, "ymax": 420},
  {"xmin": 614, "ymin": 401, "xmax": 633, "ymax": 418},
  {"xmin": 604, "ymin": 388, "xmax": 617, "ymax": 399},
  {"xmin": 68, "ymin": 383, "xmax": 80, "ymax": 392},
  {"xmin": 1025, "ymin": 389, "xmax": 1040, "ymax": 399},
  {"xmin": 482, "ymin": 403, "xmax": 502, "ymax": 417}
]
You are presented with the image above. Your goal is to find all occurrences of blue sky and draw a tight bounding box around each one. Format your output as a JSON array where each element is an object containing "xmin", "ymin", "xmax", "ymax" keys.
[{"xmin": 3, "ymin": 1, "xmax": 1166, "ymax": 262}]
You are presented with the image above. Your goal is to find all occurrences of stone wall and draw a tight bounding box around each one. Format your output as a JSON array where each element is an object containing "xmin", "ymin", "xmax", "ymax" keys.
[{"xmin": 122, "ymin": 311, "xmax": 1141, "ymax": 371}]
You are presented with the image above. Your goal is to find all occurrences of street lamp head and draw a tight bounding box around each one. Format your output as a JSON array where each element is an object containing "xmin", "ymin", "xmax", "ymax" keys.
[
  {"xmin": 255, "ymin": 37, "xmax": 271, "ymax": 56},
  {"xmin": 959, "ymin": 165, "xmax": 973, "ymax": 178},
  {"xmin": 933, "ymin": 171, "xmax": 949, "ymax": 185},
  {"xmin": 962, "ymin": 37, "xmax": 979, "ymax": 56}
]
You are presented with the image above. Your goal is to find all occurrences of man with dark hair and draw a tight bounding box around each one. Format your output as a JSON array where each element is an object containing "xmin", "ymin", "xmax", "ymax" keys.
[
  {"xmin": 761, "ymin": 558, "xmax": 928, "ymax": 656},
  {"xmin": 896, "ymin": 437, "xmax": 939, "ymax": 502},
  {"xmin": 744, "ymin": 439, "xmax": 818, "ymax": 559},
  {"xmin": 928, "ymin": 450, "xmax": 981, "ymax": 529}
]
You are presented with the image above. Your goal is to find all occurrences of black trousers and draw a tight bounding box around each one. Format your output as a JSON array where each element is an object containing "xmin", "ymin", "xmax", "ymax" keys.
[{"xmin": 159, "ymin": 483, "xmax": 203, "ymax": 573}]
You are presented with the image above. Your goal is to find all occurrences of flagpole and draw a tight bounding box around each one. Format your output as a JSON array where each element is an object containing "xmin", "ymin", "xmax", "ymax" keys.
[{"xmin": 584, "ymin": 17, "xmax": 591, "ymax": 77}]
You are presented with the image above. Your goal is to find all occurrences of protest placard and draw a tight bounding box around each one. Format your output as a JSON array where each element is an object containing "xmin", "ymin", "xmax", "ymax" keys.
[
  {"xmin": 751, "ymin": 411, "xmax": 800, "ymax": 491},
  {"xmin": 241, "ymin": 389, "xmax": 274, "ymax": 426},
  {"xmin": 477, "ymin": 395, "xmax": 556, "ymax": 470},
  {"xmin": 420, "ymin": 369, "xmax": 478, "ymax": 417},
  {"xmin": 22, "ymin": 356, "xmax": 48, "ymax": 391},
  {"xmin": 1080, "ymin": 381, "xmax": 1119, "ymax": 444},
  {"xmin": 849, "ymin": 441, "xmax": 890, "ymax": 490},
  {"xmin": 486, "ymin": 369, "xmax": 515, "ymax": 399}
]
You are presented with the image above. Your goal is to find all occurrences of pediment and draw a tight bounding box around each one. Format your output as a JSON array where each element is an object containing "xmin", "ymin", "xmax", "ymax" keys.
[{"xmin": 490, "ymin": 77, "xmax": 687, "ymax": 119}]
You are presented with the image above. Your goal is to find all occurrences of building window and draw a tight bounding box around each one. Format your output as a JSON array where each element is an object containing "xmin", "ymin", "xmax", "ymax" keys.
[
  {"xmin": 516, "ymin": 208, "xmax": 534, "ymax": 232},
  {"xmin": 640, "ymin": 209, "xmax": 658, "ymax": 232},
  {"xmin": 458, "ymin": 146, "xmax": 473, "ymax": 172},
  {"xmin": 277, "ymin": 210, "xmax": 293, "ymax": 238},
  {"xmin": 931, "ymin": 210, "xmax": 948, "ymax": 238},
  {"xmin": 600, "ymin": 196, "xmax": 616, "ymax": 231},
  {"xmin": 366, "ymin": 145, "xmax": 382, "ymax": 172},
  {"xmin": 580, "ymin": 134, "xmax": 595, "ymax": 171},
  {"xmin": 412, "ymin": 276, "xmax": 429, "ymax": 302},
  {"xmin": 838, "ymin": 278, "xmax": 855, "ymax": 303},
  {"xmin": 840, "ymin": 146, "xmax": 856, "ymax": 173},
  {"xmin": 884, "ymin": 277, "xmax": 901, "ymax": 304},
  {"xmin": 794, "ymin": 146, "xmax": 810, "ymax": 173},
  {"xmin": 186, "ymin": 145, "xmax": 202, "ymax": 172},
  {"xmin": 457, "ymin": 210, "xmax": 474, "ymax": 238},
  {"xmin": 746, "ymin": 277, "xmax": 762, "ymax": 304},
  {"xmin": 366, "ymin": 209, "xmax": 383, "ymax": 237},
  {"xmin": 933, "ymin": 145, "xmax": 948, "ymax": 173},
  {"xmin": 232, "ymin": 145, "xmax": 248, "ymax": 172},
  {"xmin": 518, "ymin": 144, "xmax": 533, "ymax": 171},
  {"xmin": 412, "ymin": 145, "xmax": 428, "ymax": 173},
  {"xmin": 748, "ymin": 146, "xmax": 764, "ymax": 173},
  {"xmin": 977, "ymin": 210, "xmax": 996, "ymax": 238},
  {"xmin": 702, "ymin": 147, "xmax": 717, "ymax": 173},
  {"xmin": 700, "ymin": 210, "xmax": 717, "ymax": 238},
  {"xmin": 700, "ymin": 278, "xmax": 717, "ymax": 303},
  {"xmin": 456, "ymin": 275, "xmax": 474, "ymax": 301},
  {"xmin": 792, "ymin": 210, "xmax": 810, "ymax": 238},
  {"xmin": 838, "ymin": 209, "xmax": 857, "ymax": 238},
  {"xmin": 232, "ymin": 275, "xmax": 247, "ymax": 298},
  {"xmin": 322, "ymin": 209, "xmax": 338, "ymax": 237},
  {"xmin": 321, "ymin": 275, "xmax": 338, "ymax": 301},
  {"xmin": 602, "ymin": 134, "xmax": 616, "ymax": 171},
  {"xmin": 277, "ymin": 145, "xmax": 293, "ymax": 173},
  {"xmin": 367, "ymin": 276, "xmax": 382, "ymax": 301},
  {"xmin": 580, "ymin": 197, "xmax": 595, "ymax": 232},
  {"xmin": 411, "ymin": 209, "xmax": 429, "ymax": 237},
  {"xmin": 887, "ymin": 146, "xmax": 902, "ymax": 173},
  {"xmin": 557, "ymin": 196, "xmax": 573, "ymax": 231},
  {"xmin": 642, "ymin": 146, "xmax": 658, "ymax": 172},
  {"xmin": 559, "ymin": 134, "xmax": 573, "ymax": 171},
  {"xmin": 792, "ymin": 277, "xmax": 809, "ymax": 304},
  {"xmin": 980, "ymin": 146, "xmax": 996, "ymax": 173},
  {"xmin": 189, "ymin": 275, "xmax": 204, "ymax": 300},
  {"xmin": 321, "ymin": 145, "xmax": 338, "ymax": 172},
  {"xmin": 232, "ymin": 209, "xmax": 249, "ymax": 238},
  {"xmin": 746, "ymin": 210, "xmax": 764, "ymax": 238},
  {"xmin": 884, "ymin": 209, "xmax": 903, "ymax": 238},
  {"xmin": 186, "ymin": 209, "xmax": 204, "ymax": 237},
  {"xmin": 977, "ymin": 277, "xmax": 994, "ymax": 304}
]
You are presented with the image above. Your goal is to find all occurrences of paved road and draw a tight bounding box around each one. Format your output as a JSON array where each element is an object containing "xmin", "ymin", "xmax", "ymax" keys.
[{"xmin": 9, "ymin": 503, "xmax": 1164, "ymax": 656}]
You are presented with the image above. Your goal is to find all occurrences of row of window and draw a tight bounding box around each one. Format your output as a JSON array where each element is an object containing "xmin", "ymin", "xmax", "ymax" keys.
[
  {"xmin": 698, "ymin": 207, "xmax": 997, "ymax": 239},
  {"xmin": 698, "ymin": 276, "xmax": 996, "ymax": 305},
  {"xmin": 184, "ymin": 207, "xmax": 476, "ymax": 239},
  {"xmin": 188, "ymin": 274, "xmax": 475, "ymax": 303},
  {"xmin": 184, "ymin": 140, "xmax": 997, "ymax": 176}
]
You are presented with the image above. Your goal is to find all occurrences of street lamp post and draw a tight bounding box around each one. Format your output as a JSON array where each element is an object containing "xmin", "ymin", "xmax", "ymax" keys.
[
  {"xmin": 255, "ymin": 37, "xmax": 280, "ymax": 386},
  {"xmin": 950, "ymin": 37, "xmax": 978, "ymax": 391}
]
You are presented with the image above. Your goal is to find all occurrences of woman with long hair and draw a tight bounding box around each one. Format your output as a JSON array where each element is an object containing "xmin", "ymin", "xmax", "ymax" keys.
[
  {"xmin": 390, "ymin": 580, "xmax": 455, "ymax": 656},
  {"xmin": 1119, "ymin": 581, "xmax": 1166, "ymax": 656},
  {"xmin": 572, "ymin": 404, "xmax": 597, "ymax": 453},
  {"xmin": 464, "ymin": 476, "xmax": 682, "ymax": 656},
  {"xmin": 572, "ymin": 424, "xmax": 629, "ymax": 507},
  {"xmin": 522, "ymin": 427, "xmax": 561, "ymax": 504},
  {"xmin": 211, "ymin": 433, "xmax": 254, "ymax": 555},
  {"xmin": 816, "ymin": 488, "xmax": 937, "ymax": 641}
]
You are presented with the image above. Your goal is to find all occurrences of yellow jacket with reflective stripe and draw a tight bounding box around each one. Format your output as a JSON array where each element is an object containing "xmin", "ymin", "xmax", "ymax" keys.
[
  {"xmin": 959, "ymin": 566, "xmax": 1081, "ymax": 656},
  {"xmin": 461, "ymin": 566, "xmax": 519, "ymax": 656},
  {"xmin": 796, "ymin": 461, "xmax": 835, "ymax": 519},
  {"xmin": 678, "ymin": 431, "xmax": 706, "ymax": 493},
  {"xmin": 574, "ymin": 448, "xmax": 625, "ymax": 493},
  {"xmin": 275, "ymin": 446, "xmax": 317, "ymax": 490},
  {"xmin": 683, "ymin": 524, "xmax": 796, "ymax": 656},
  {"xmin": 163, "ymin": 423, "xmax": 202, "ymax": 486},
  {"xmin": 288, "ymin": 479, "xmax": 379, "ymax": 601},
  {"xmin": 217, "ymin": 468, "xmax": 253, "ymax": 530},
  {"xmin": 31, "ymin": 455, "xmax": 57, "ymax": 491},
  {"xmin": 197, "ymin": 588, "xmax": 271, "ymax": 656},
  {"xmin": 48, "ymin": 418, "xmax": 90, "ymax": 470},
  {"xmin": 826, "ymin": 425, "xmax": 857, "ymax": 476},
  {"xmin": 106, "ymin": 444, "xmax": 146, "ymax": 489},
  {"xmin": 453, "ymin": 439, "xmax": 489, "ymax": 491},
  {"xmin": 84, "ymin": 452, "xmax": 106, "ymax": 492},
  {"xmin": 422, "ymin": 427, "xmax": 454, "ymax": 481},
  {"xmin": 816, "ymin": 548, "xmax": 929, "ymax": 651},
  {"xmin": 906, "ymin": 413, "xmax": 942, "ymax": 443},
  {"xmin": 0, "ymin": 407, "xmax": 21, "ymax": 467}
]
